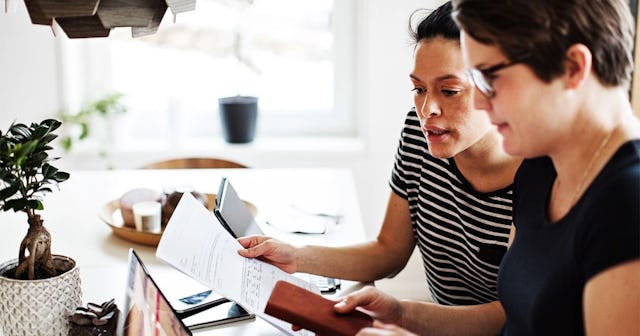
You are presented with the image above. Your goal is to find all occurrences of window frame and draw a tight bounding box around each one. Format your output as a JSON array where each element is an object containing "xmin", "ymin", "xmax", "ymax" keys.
[{"xmin": 54, "ymin": 0, "xmax": 360, "ymax": 149}]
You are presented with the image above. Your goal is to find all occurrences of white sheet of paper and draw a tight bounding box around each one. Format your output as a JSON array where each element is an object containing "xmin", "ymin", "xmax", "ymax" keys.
[{"xmin": 156, "ymin": 193, "xmax": 316, "ymax": 335}]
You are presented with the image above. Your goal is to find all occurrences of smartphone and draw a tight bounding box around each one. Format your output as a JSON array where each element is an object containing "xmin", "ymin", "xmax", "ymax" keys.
[
  {"xmin": 214, "ymin": 177, "xmax": 263, "ymax": 238},
  {"xmin": 181, "ymin": 301, "xmax": 255, "ymax": 331},
  {"xmin": 172, "ymin": 290, "xmax": 229, "ymax": 316}
]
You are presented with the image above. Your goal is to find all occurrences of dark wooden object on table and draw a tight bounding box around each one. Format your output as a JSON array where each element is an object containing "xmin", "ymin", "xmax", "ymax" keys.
[{"xmin": 265, "ymin": 280, "xmax": 373, "ymax": 336}]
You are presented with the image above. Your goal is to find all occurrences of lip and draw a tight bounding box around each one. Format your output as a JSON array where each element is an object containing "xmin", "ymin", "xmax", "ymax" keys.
[
  {"xmin": 493, "ymin": 122, "xmax": 509, "ymax": 134},
  {"xmin": 423, "ymin": 126, "xmax": 450, "ymax": 143}
]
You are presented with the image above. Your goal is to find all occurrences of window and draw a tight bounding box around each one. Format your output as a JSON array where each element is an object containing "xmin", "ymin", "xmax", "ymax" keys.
[{"xmin": 64, "ymin": 0, "xmax": 357, "ymax": 151}]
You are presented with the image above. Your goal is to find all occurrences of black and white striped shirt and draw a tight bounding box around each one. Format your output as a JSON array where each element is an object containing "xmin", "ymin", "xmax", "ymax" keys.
[{"xmin": 390, "ymin": 110, "xmax": 513, "ymax": 305}]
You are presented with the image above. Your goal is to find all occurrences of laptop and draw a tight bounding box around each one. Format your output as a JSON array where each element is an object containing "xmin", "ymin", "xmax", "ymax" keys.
[
  {"xmin": 122, "ymin": 249, "xmax": 254, "ymax": 335},
  {"xmin": 214, "ymin": 177, "xmax": 341, "ymax": 293}
]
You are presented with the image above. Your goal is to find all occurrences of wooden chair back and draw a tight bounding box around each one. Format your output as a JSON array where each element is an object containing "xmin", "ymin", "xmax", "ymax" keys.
[{"xmin": 140, "ymin": 157, "xmax": 248, "ymax": 169}]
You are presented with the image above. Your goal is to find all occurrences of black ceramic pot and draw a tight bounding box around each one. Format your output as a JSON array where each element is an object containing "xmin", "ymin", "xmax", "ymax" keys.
[{"xmin": 218, "ymin": 96, "xmax": 258, "ymax": 144}]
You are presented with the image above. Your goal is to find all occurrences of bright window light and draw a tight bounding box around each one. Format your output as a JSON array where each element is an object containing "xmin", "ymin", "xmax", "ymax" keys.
[{"xmin": 104, "ymin": 0, "xmax": 354, "ymax": 144}]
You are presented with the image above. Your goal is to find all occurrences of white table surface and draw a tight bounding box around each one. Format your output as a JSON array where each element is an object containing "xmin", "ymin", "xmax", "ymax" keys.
[{"xmin": 0, "ymin": 168, "xmax": 367, "ymax": 335}]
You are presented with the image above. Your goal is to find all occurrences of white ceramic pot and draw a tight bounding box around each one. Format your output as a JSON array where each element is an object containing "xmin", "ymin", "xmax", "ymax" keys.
[{"xmin": 0, "ymin": 255, "xmax": 82, "ymax": 336}]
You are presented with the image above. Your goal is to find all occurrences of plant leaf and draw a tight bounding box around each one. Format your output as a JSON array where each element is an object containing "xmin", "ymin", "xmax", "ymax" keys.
[
  {"xmin": 9, "ymin": 124, "xmax": 30, "ymax": 140},
  {"xmin": 61, "ymin": 137, "xmax": 73, "ymax": 152},
  {"xmin": 0, "ymin": 184, "xmax": 18, "ymax": 199},
  {"xmin": 4, "ymin": 198, "xmax": 27, "ymax": 212},
  {"xmin": 41, "ymin": 119, "xmax": 62, "ymax": 131},
  {"xmin": 27, "ymin": 199, "xmax": 44, "ymax": 210},
  {"xmin": 0, "ymin": 118, "xmax": 69, "ymax": 215},
  {"xmin": 53, "ymin": 171, "xmax": 70, "ymax": 183},
  {"xmin": 79, "ymin": 123, "xmax": 89, "ymax": 140},
  {"xmin": 15, "ymin": 140, "xmax": 38, "ymax": 163}
]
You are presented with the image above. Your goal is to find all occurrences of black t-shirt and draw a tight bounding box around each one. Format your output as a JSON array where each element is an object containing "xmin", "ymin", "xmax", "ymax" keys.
[{"xmin": 499, "ymin": 140, "xmax": 640, "ymax": 335}]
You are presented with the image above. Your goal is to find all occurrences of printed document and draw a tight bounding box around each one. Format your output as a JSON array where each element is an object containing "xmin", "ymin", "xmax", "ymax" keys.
[{"xmin": 156, "ymin": 193, "xmax": 316, "ymax": 335}]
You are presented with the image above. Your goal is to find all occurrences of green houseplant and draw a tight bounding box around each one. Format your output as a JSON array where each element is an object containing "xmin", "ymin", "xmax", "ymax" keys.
[
  {"xmin": 58, "ymin": 92, "xmax": 126, "ymax": 169},
  {"xmin": 58, "ymin": 92, "xmax": 126, "ymax": 153},
  {"xmin": 0, "ymin": 119, "xmax": 82, "ymax": 335}
]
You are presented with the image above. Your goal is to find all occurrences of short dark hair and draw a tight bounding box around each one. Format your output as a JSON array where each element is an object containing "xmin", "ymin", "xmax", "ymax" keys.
[
  {"xmin": 451, "ymin": 0, "xmax": 635, "ymax": 88},
  {"xmin": 409, "ymin": 1, "xmax": 460, "ymax": 45}
]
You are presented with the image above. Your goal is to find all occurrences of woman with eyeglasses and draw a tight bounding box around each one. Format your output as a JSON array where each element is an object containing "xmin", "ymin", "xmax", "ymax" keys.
[
  {"xmin": 239, "ymin": 2, "xmax": 521, "ymax": 334},
  {"xmin": 334, "ymin": 0, "xmax": 640, "ymax": 335}
]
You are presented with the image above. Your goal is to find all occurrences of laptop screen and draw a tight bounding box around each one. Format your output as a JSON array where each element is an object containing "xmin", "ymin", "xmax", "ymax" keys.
[{"xmin": 121, "ymin": 249, "xmax": 192, "ymax": 336}]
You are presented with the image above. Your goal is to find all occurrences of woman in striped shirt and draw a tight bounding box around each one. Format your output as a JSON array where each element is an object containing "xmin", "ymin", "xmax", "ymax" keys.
[{"xmin": 239, "ymin": 2, "xmax": 520, "ymax": 333}]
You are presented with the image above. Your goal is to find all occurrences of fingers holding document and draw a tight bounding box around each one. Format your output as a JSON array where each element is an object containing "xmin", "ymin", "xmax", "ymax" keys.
[{"xmin": 237, "ymin": 235, "xmax": 298, "ymax": 273}]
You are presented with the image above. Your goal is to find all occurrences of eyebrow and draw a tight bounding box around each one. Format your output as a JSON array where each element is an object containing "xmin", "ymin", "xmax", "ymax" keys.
[
  {"xmin": 409, "ymin": 73, "xmax": 463, "ymax": 82},
  {"xmin": 473, "ymin": 63, "xmax": 495, "ymax": 71},
  {"xmin": 470, "ymin": 60, "xmax": 490, "ymax": 69}
]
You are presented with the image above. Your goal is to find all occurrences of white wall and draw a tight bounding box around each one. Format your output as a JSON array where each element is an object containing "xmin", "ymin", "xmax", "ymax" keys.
[
  {"xmin": 0, "ymin": 6, "xmax": 60, "ymax": 126},
  {"xmin": 0, "ymin": 0, "xmax": 441, "ymax": 297}
]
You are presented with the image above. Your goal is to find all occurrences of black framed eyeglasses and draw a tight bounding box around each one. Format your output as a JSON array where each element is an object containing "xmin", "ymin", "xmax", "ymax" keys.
[{"xmin": 466, "ymin": 57, "xmax": 527, "ymax": 99}]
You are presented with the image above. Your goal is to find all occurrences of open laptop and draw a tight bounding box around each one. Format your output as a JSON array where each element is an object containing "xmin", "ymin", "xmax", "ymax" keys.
[
  {"xmin": 214, "ymin": 177, "xmax": 341, "ymax": 293},
  {"xmin": 122, "ymin": 249, "xmax": 254, "ymax": 335}
]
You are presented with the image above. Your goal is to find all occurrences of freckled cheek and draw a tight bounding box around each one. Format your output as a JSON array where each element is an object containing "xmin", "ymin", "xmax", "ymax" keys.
[{"xmin": 443, "ymin": 101, "xmax": 469, "ymax": 120}]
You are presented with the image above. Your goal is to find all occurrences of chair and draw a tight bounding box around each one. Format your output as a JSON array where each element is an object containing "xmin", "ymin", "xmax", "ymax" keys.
[{"xmin": 140, "ymin": 157, "xmax": 248, "ymax": 169}]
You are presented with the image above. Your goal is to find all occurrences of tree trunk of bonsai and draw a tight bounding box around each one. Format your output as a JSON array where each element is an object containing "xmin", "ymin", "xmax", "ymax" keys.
[{"xmin": 14, "ymin": 214, "xmax": 56, "ymax": 280}]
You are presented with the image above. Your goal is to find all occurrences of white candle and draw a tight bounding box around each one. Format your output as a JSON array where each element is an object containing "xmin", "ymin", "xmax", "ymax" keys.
[{"xmin": 132, "ymin": 201, "xmax": 162, "ymax": 233}]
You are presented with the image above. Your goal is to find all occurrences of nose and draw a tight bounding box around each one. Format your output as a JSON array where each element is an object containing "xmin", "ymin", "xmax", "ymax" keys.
[{"xmin": 417, "ymin": 94, "xmax": 441, "ymax": 119}]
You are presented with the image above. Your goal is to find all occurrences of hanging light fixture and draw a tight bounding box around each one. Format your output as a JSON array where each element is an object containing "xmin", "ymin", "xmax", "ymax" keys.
[{"xmin": 7, "ymin": 0, "xmax": 195, "ymax": 38}]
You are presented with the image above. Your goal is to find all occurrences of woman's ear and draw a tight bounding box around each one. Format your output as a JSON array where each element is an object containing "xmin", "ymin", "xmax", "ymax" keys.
[{"xmin": 563, "ymin": 44, "xmax": 592, "ymax": 89}]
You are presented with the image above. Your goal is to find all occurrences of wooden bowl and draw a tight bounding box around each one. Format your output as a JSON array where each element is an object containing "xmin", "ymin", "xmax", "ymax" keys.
[{"xmin": 99, "ymin": 194, "xmax": 256, "ymax": 246}]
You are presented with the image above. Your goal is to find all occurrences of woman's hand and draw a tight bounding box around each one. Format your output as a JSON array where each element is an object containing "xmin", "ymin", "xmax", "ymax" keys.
[
  {"xmin": 237, "ymin": 235, "xmax": 298, "ymax": 273},
  {"xmin": 334, "ymin": 286, "xmax": 404, "ymax": 325},
  {"xmin": 357, "ymin": 321, "xmax": 418, "ymax": 336}
]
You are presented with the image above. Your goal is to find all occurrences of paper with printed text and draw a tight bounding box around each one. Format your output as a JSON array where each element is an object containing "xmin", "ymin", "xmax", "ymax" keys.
[{"xmin": 156, "ymin": 192, "xmax": 315, "ymax": 335}]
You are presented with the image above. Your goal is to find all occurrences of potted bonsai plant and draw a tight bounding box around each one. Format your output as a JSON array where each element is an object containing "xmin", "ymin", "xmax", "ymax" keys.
[{"xmin": 0, "ymin": 119, "xmax": 82, "ymax": 335}]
